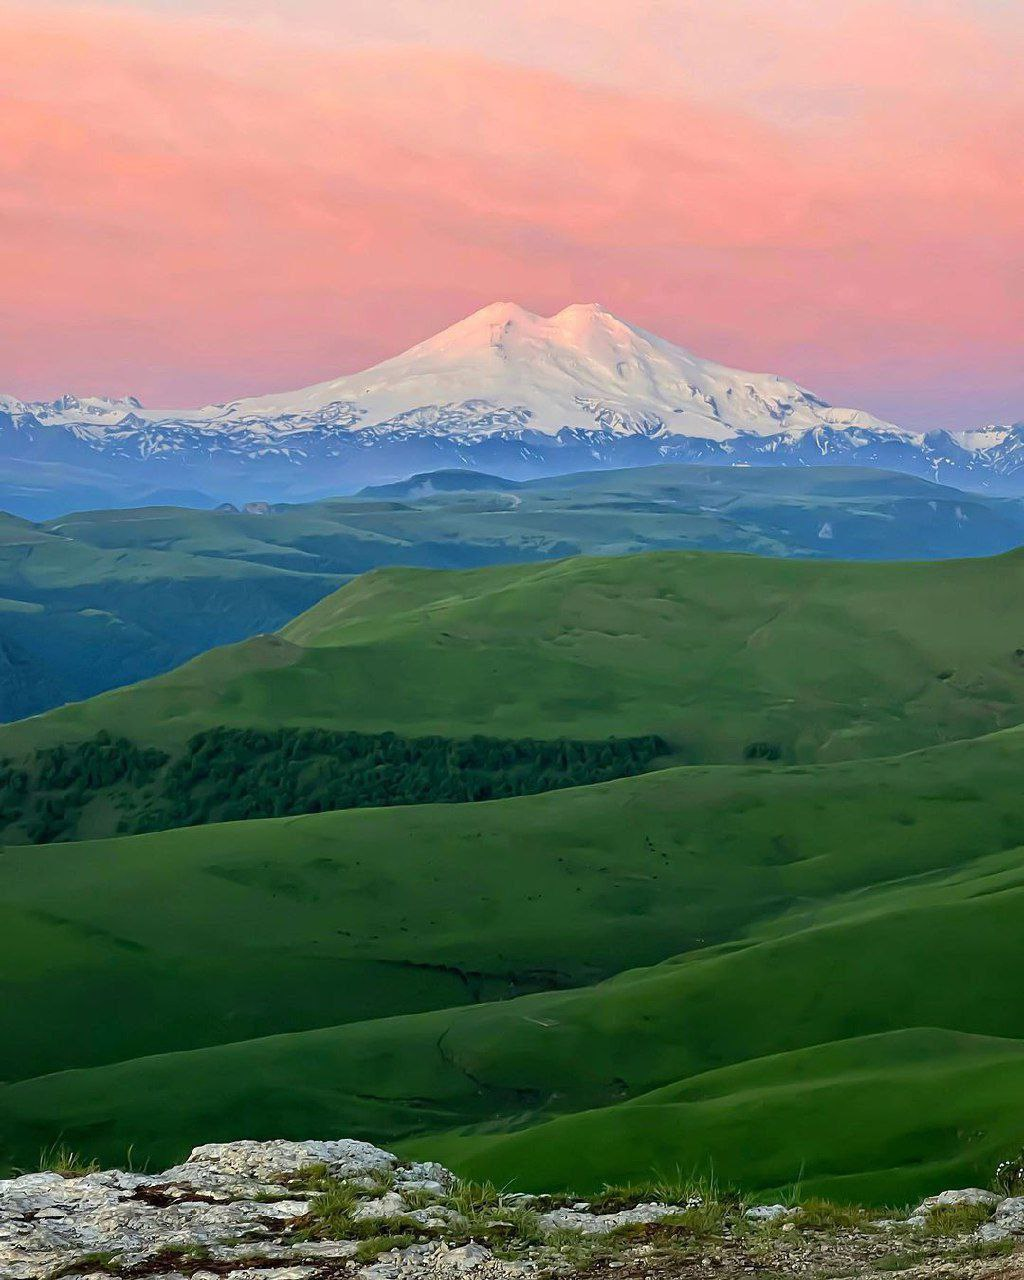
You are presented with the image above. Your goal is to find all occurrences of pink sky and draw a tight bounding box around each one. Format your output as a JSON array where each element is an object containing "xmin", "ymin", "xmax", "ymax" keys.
[{"xmin": 1, "ymin": 0, "xmax": 1020, "ymax": 427}]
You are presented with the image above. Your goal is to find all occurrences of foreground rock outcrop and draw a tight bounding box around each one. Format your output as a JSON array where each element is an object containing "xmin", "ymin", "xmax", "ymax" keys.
[{"xmin": 2, "ymin": 1138, "xmax": 1022, "ymax": 1280}]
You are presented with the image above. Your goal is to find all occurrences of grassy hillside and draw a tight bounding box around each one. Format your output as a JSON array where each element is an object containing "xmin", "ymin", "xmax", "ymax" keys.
[
  {"xmin": 50, "ymin": 464, "xmax": 1024, "ymax": 568},
  {"xmin": 5, "ymin": 547, "xmax": 1024, "ymax": 788},
  {"xmin": 8, "ymin": 1022, "xmax": 1024, "ymax": 1206},
  {"xmin": 4, "ymin": 542, "xmax": 1024, "ymax": 1201},
  {"xmin": 6, "ymin": 463, "xmax": 1024, "ymax": 720},
  {"xmin": 2, "ymin": 720, "xmax": 1024, "ymax": 1197},
  {"xmin": 0, "ymin": 510, "xmax": 339, "ymax": 721},
  {"xmin": 417, "ymin": 1030, "xmax": 1024, "ymax": 1206},
  {"xmin": 10, "ymin": 719, "xmax": 1024, "ymax": 1077}
]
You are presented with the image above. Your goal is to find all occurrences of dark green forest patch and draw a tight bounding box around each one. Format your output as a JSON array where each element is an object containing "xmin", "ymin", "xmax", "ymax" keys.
[{"xmin": 3, "ymin": 727, "xmax": 668, "ymax": 844}]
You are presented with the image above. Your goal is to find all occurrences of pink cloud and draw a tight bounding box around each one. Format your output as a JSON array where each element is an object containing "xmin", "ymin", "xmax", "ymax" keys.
[{"xmin": 0, "ymin": 1, "xmax": 1020, "ymax": 426}]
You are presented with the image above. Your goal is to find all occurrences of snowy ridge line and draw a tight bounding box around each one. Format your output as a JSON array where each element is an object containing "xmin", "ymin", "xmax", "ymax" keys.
[{"xmin": 2, "ymin": 303, "xmax": 1020, "ymax": 493}]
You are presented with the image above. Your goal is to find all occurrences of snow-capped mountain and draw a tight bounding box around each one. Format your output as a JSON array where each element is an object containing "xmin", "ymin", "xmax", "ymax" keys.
[
  {"xmin": 211, "ymin": 301, "xmax": 903, "ymax": 442},
  {"xmin": 2, "ymin": 302, "xmax": 1021, "ymax": 508}
]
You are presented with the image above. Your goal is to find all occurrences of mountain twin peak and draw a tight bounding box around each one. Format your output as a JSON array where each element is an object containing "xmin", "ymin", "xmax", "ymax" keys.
[
  {"xmin": 437, "ymin": 300, "xmax": 637, "ymax": 348},
  {"xmin": 0, "ymin": 302, "xmax": 1020, "ymax": 504},
  {"xmin": 220, "ymin": 300, "xmax": 890, "ymax": 443}
]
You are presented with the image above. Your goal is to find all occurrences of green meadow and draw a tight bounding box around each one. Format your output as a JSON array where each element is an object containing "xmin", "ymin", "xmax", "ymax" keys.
[
  {"xmin": 7, "ymin": 547, "xmax": 1024, "ymax": 771},
  {"xmin": 1, "ymin": 543, "xmax": 1023, "ymax": 1201},
  {"xmin": 6, "ymin": 461, "xmax": 1024, "ymax": 720}
]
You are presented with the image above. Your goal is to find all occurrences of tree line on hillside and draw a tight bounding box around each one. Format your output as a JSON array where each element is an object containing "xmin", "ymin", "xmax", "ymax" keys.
[
  {"xmin": 134, "ymin": 726, "xmax": 669, "ymax": 831},
  {"xmin": 18, "ymin": 734, "xmax": 169, "ymax": 843},
  {"xmin": 0, "ymin": 727, "xmax": 668, "ymax": 844}
]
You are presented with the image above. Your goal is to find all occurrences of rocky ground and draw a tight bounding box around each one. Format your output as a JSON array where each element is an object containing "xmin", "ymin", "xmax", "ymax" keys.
[{"xmin": 2, "ymin": 1138, "xmax": 1022, "ymax": 1280}]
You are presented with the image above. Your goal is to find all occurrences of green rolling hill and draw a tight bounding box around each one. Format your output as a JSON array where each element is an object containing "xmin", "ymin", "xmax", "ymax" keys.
[
  {"xmin": 4, "ymin": 546, "xmax": 1024, "ymax": 846},
  {"xmin": 2, "ymin": 723, "xmax": 1024, "ymax": 1198},
  {"xmin": 44, "ymin": 465, "xmax": 1024, "ymax": 573},
  {"xmin": 4, "ymin": 715, "xmax": 1021, "ymax": 1079},
  {"xmin": 5, "ymin": 462, "xmax": 1024, "ymax": 721},
  {"xmin": 0, "ymin": 510, "xmax": 339, "ymax": 722},
  {"xmin": 2, "ymin": 545, "xmax": 1024, "ymax": 1201}
]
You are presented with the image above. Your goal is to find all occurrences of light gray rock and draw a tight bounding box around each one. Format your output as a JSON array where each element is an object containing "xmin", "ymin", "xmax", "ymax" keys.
[
  {"xmin": 294, "ymin": 1238, "xmax": 361, "ymax": 1259},
  {"xmin": 154, "ymin": 1138, "xmax": 397, "ymax": 1199},
  {"xmin": 173, "ymin": 1270, "xmax": 315, "ymax": 1280},
  {"xmin": 221, "ymin": 1270, "xmax": 317, "ymax": 1280},
  {"xmin": 206, "ymin": 1242, "xmax": 305, "ymax": 1263},
  {"xmin": 994, "ymin": 1195, "xmax": 1024, "ymax": 1235},
  {"xmin": 354, "ymin": 1190, "xmax": 410, "ymax": 1221},
  {"xmin": 538, "ymin": 1202, "xmax": 692, "ymax": 1235},
  {"xmin": 0, "ymin": 1162, "xmax": 310, "ymax": 1279},
  {"xmin": 445, "ymin": 1242, "xmax": 493, "ymax": 1271},
  {"xmin": 976, "ymin": 1221, "xmax": 1012, "ymax": 1242},
  {"xmin": 911, "ymin": 1187, "xmax": 1001, "ymax": 1217},
  {"xmin": 743, "ymin": 1204, "xmax": 793, "ymax": 1223},
  {"xmin": 0, "ymin": 1139, "xmax": 456, "ymax": 1279},
  {"xmin": 398, "ymin": 1162, "xmax": 456, "ymax": 1195},
  {"xmin": 403, "ymin": 1240, "xmax": 534, "ymax": 1277},
  {"xmin": 406, "ymin": 1205, "xmax": 464, "ymax": 1229}
]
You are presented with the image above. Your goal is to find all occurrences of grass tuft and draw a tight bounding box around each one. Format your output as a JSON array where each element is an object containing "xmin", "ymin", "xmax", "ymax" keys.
[
  {"xmin": 366, "ymin": 1165, "xmax": 398, "ymax": 1195},
  {"xmin": 791, "ymin": 1198, "xmax": 875, "ymax": 1231},
  {"xmin": 355, "ymin": 1233, "xmax": 417, "ymax": 1262},
  {"xmin": 37, "ymin": 1143, "xmax": 99, "ymax": 1178},
  {"xmin": 666, "ymin": 1201, "xmax": 729, "ymax": 1237},
  {"xmin": 588, "ymin": 1170, "xmax": 734, "ymax": 1215},
  {"xmin": 956, "ymin": 1236, "xmax": 1016, "ymax": 1261},
  {"xmin": 442, "ymin": 1180, "xmax": 502, "ymax": 1216},
  {"xmin": 279, "ymin": 1160, "xmax": 333, "ymax": 1190},
  {"xmin": 438, "ymin": 1179, "xmax": 546, "ymax": 1247},
  {"xmin": 154, "ymin": 1243, "xmax": 213, "ymax": 1262},
  {"xmin": 401, "ymin": 1184, "xmax": 440, "ymax": 1210},
  {"xmin": 305, "ymin": 1178, "xmax": 362, "ymax": 1238},
  {"xmin": 472, "ymin": 1202, "xmax": 545, "ymax": 1247},
  {"xmin": 922, "ymin": 1202, "xmax": 994, "ymax": 1237}
]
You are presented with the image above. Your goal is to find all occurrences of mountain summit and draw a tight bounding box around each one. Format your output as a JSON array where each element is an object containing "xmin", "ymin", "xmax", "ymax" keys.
[
  {"xmin": 217, "ymin": 301, "xmax": 897, "ymax": 442},
  {"xmin": 1, "ymin": 303, "xmax": 1020, "ymax": 508}
]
